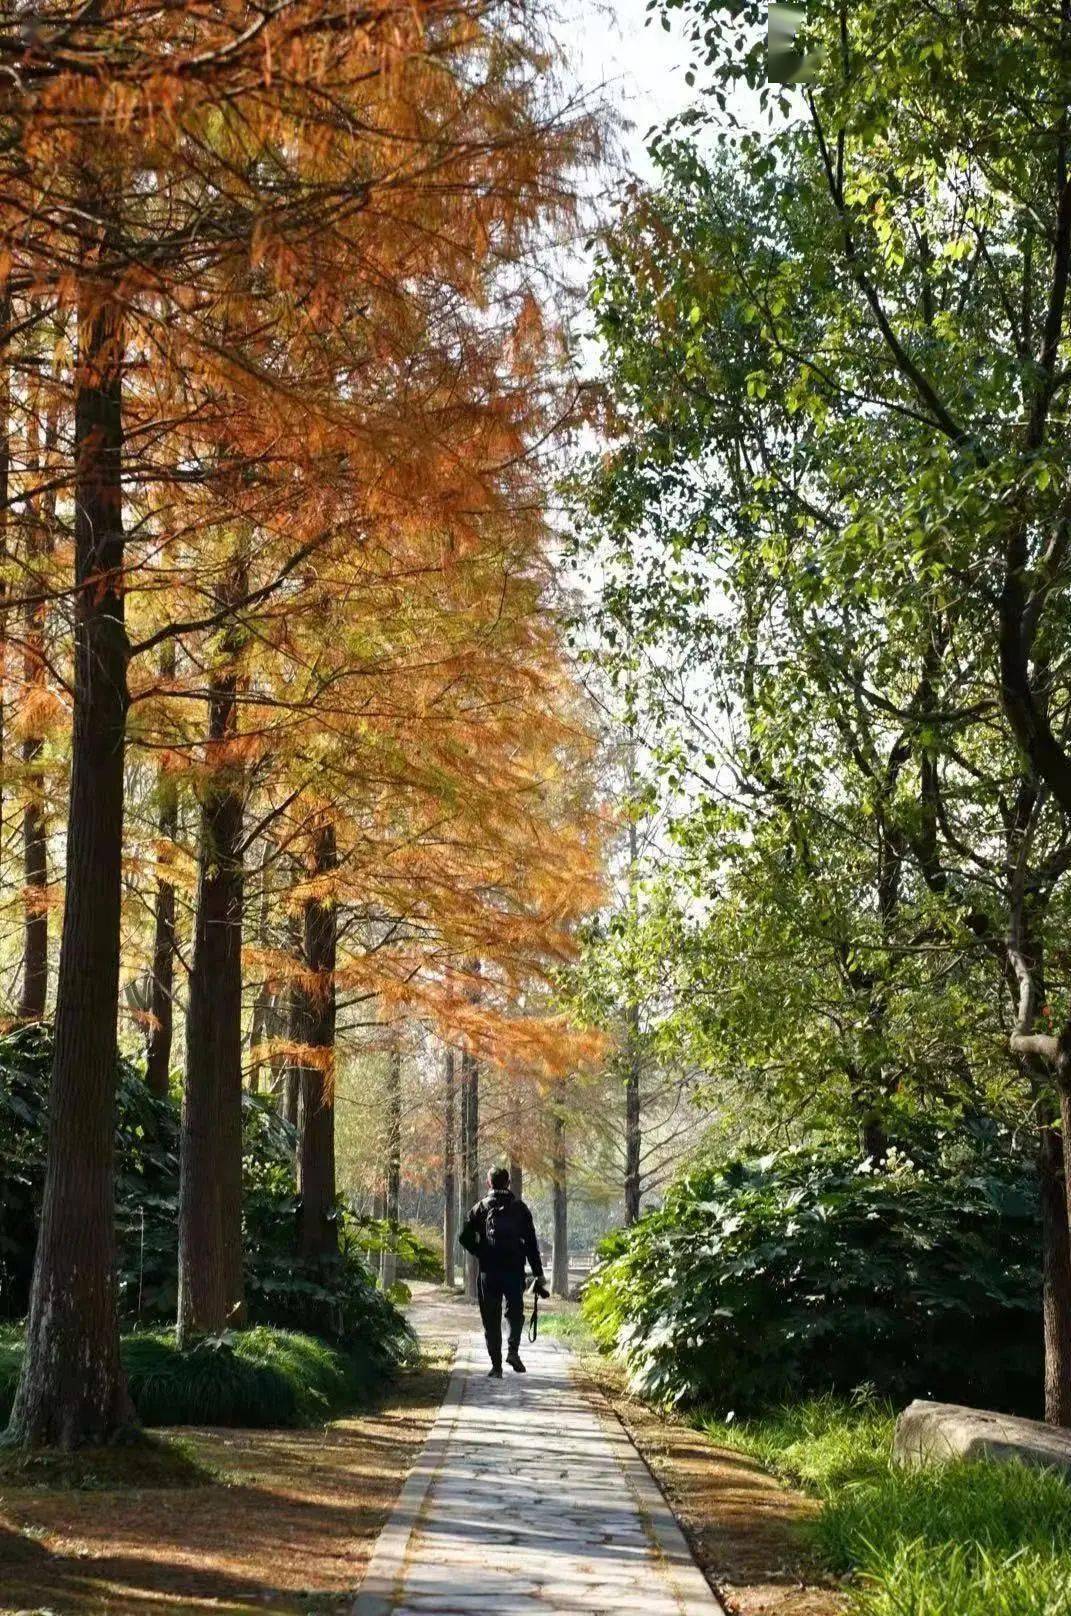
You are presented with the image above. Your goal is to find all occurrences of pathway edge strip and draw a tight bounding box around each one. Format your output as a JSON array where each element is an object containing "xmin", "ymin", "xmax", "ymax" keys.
[
  {"xmin": 349, "ymin": 1339, "xmax": 470, "ymax": 1616},
  {"xmin": 568, "ymin": 1351, "xmax": 729, "ymax": 1616}
]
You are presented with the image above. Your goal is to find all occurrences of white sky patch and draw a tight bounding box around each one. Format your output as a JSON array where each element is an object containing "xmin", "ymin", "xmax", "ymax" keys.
[{"xmin": 558, "ymin": 0, "xmax": 693, "ymax": 184}]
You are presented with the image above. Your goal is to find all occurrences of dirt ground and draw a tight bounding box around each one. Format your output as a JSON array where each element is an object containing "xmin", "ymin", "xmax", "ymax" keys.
[
  {"xmin": 575, "ymin": 1358, "xmax": 847, "ymax": 1616},
  {"xmin": 0, "ymin": 1356, "xmax": 450, "ymax": 1616}
]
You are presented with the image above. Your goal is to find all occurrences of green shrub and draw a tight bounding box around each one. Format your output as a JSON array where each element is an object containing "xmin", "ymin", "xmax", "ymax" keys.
[
  {"xmin": 582, "ymin": 1137, "xmax": 1042, "ymax": 1414},
  {"xmin": 349, "ymin": 1215, "xmax": 444, "ymax": 1283},
  {"xmin": 0, "ymin": 1326, "xmax": 371, "ymax": 1429},
  {"xmin": 0, "ymin": 1024, "xmax": 411, "ymax": 1377}
]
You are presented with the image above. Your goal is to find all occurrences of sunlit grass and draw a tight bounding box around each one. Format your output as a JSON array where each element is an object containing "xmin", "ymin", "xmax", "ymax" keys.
[
  {"xmin": 695, "ymin": 1394, "xmax": 1071, "ymax": 1615},
  {"xmin": 698, "ymin": 1392, "xmax": 895, "ymax": 1491},
  {"xmin": 536, "ymin": 1299, "xmax": 594, "ymax": 1348}
]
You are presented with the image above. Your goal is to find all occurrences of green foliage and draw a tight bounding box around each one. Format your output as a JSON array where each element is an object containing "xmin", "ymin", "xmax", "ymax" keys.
[
  {"xmin": 851, "ymin": 1542, "xmax": 1071, "ymax": 1616},
  {"xmin": 244, "ymin": 1199, "xmax": 413, "ymax": 1374},
  {"xmin": 583, "ymin": 1137, "xmax": 1041, "ymax": 1414},
  {"xmin": 0, "ymin": 1325, "xmax": 369, "ymax": 1429},
  {"xmin": 538, "ymin": 1303, "xmax": 593, "ymax": 1347},
  {"xmin": 704, "ymin": 1395, "xmax": 1071, "ymax": 1616},
  {"xmin": 0, "ymin": 1025, "xmax": 411, "ymax": 1379},
  {"xmin": 567, "ymin": 0, "xmax": 1071, "ymax": 1213},
  {"xmin": 350, "ymin": 1215, "xmax": 445, "ymax": 1282}
]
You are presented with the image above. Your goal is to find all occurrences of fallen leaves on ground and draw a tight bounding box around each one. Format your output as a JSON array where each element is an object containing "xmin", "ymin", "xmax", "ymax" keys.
[{"xmin": 0, "ymin": 1357, "xmax": 449, "ymax": 1615}]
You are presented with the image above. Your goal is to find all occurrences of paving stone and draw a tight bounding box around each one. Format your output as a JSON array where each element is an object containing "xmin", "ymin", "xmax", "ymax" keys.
[{"xmin": 352, "ymin": 1323, "xmax": 725, "ymax": 1616}]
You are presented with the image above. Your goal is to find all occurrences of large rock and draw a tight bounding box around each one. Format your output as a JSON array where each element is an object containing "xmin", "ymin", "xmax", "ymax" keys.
[{"xmin": 894, "ymin": 1400, "xmax": 1071, "ymax": 1479}]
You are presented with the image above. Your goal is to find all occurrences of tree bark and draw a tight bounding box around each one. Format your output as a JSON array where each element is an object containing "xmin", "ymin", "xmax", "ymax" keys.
[
  {"xmin": 510, "ymin": 1156, "xmax": 523, "ymax": 1202},
  {"xmin": 623, "ymin": 1023, "xmax": 641, "ymax": 1225},
  {"xmin": 1040, "ymin": 1105, "xmax": 1071, "ymax": 1426},
  {"xmin": 248, "ymin": 840, "xmax": 274, "ymax": 1096},
  {"xmin": 380, "ymin": 1042, "xmax": 401, "ymax": 1291},
  {"xmin": 462, "ymin": 1048, "xmax": 479, "ymax": 1300},
  {"xmin": 1004, "ymin": 814, "xmax": 1071, "ymax": 1426},
  {"xmin": 177, "ymin": 560, "xmax": 247, "ymax": 1342},
  {"xmin": 624, "ymin": 799, "xmax": 642, "ymax": 1225},
  {"xmin": 8, "ymin": 225, "xmax": 134, "ymax": 1446},
  {"xmin": 0, "ymin": 276, "xmax": 10, "ymax": 913},
  {"xmin": 443, "ymin": 1047, "xmax": 457, "ymax": 1288},
  {"xmin": 17, "ymin": 397, "xmax": 55, "ymax": 1022},
  {"xmin": 552, "ymin": 1112, "xmax": 569, "ymax": 1299},
  {"xmin": 297, "ymin": 823, "xmax": 338, "ymax": 1261},
  {"xmin": 282, "ymin": 907, "xmax": 303, "ymax": 1132},
  {"xmin": 145, "ymin": 643, "xmax": 177, "ymax": 1098}
]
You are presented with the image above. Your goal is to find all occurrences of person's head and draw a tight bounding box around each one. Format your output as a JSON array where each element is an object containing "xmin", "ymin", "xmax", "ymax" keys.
[{"xmin": 487, "ymin": 1165, "xmax": 510, "ymax": 1192}]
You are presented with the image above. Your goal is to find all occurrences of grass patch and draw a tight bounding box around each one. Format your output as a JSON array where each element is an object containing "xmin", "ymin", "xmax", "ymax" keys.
[
  {"xmin": 0, "ymin": 1325, "xmax": 381, "ymax": 1432},
  {"xmin": 537, "ymin": 1298, "xmax": 594, "ymax": 1348},
  {"xmin": 696, "ymin": 1394, "xmax": 1071, "ymax": 1615},
  {"xmin": 699, "ymin": 1391, "xmax": 895, "ymax": 1492}
]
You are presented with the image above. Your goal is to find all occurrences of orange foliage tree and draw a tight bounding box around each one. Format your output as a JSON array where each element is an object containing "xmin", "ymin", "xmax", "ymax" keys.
[{"xmin": 0, "ymin": 0, "xmax": 605, "ymax": 1446}]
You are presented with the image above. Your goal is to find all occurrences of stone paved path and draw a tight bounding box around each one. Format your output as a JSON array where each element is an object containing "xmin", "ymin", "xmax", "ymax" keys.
[{"xmin": 353, "ymin": 1312, "xmax": 724, "ymax": 1616}]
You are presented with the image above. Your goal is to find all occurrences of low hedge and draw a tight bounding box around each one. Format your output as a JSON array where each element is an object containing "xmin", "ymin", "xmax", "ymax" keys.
[{"xmin": 0, "ymin": 1325, "xmax": 375, "ymax": 1429}]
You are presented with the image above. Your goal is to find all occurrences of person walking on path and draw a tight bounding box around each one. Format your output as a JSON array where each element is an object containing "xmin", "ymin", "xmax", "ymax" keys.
[{"xmin": 459, "ymin": 1165, "xmax": 549, "ymax": 1376}]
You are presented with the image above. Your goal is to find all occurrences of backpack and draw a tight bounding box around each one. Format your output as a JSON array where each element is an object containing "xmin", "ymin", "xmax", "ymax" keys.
[{"xmin": 483, "ymin": 1195, "xmax": 525, "ymax": 1264}]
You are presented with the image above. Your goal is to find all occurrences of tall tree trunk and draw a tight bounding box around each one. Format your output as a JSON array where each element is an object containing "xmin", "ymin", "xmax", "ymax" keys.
[
  {"xmin": 0, "ymin": 276, "xmax": 11, "ymax": 912},
  {"xmin": 462, "ymin": 1048, "xmax": 479, "ymax": 1300},
  {"xmin": 248, "ymin": 839, "xmax": 274, "ymax": 1096},
  {"xmin": 623, "ymin": 801, "xmax": 642, "ymax": 1225},
  {"xmin": 443, "ymin": 1047, "xmax": 457, "ymax": 1288},
  {"xmin": 623, "ymin": 1019, "xmax": 641, "ymax": 1225},
  {"xmin": 508, "ymin": 1085, "xmax": 523, "ymax": 1199},
  {"xmin": 145, "ymin": 643, "xmax": 177, "ymax": 1098},
  {"xmin": 1040, "ymin": 1104, "xmax": 1071, "ymax": 1426},
  {"xmin": 18, "ymin": 397, "xmax": 55, "ymax": 1021},
  {"xmin": 8, "ymin": 227, "xmax": 134, "ymax": 1446},
  {"xmin": 297, "ymin": 824, "xmax": 337, "ymax": 1261},
  {"xmin": 177, "ymin": 561, "xmax": 247, "ymax": 1343},
  {"xmin": 284, "ymin": 1063, "xmax": 300, "ymax": 1129},
  {"xmin": 380, "ymin": 1042, "xmax": 401, "ymax": 1291},
  {"xmin": 552, "ymin": 1112, "xmax": 569, "ymax": 1299},
  {"xmin": 282, "ymin": 907, "xmax": 302, "ymax": 1132}
]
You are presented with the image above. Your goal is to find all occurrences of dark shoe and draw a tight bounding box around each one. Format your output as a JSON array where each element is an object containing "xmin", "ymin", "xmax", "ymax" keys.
[
  {"xmin": 488, "ymin": 1364, "xmax": 503, "ymax": 1378},
  {"xmin": 506, "ymin": 1351, "xmax": 527, "ymax": 1373}
]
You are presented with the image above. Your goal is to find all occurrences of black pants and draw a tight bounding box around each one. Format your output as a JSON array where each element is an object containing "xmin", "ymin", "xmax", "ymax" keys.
[{"xmin": 477, "ymin": 1269, "xmax": 525, "ymax": 1367}]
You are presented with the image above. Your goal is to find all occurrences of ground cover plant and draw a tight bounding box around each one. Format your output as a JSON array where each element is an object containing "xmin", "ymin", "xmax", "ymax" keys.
[
  {"xmin": 0, "ymin": 1326, "xmax": 382, "ymax": 1430},
  {"xmin": 582, "ymin": 1136, "xmax": 1041, "ymax": 1415},
  {"xmin": 701, "ymin": 1397, "xmax": 1071, "ymax": 1616}
]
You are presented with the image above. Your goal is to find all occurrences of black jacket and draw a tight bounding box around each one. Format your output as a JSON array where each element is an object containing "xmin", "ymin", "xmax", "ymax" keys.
[{"xmin": 458, "ymin": 1189, "xmax": 544, "ymax": 1278}]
